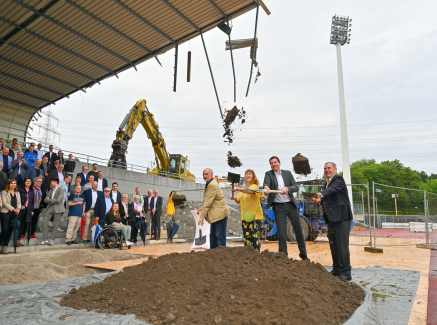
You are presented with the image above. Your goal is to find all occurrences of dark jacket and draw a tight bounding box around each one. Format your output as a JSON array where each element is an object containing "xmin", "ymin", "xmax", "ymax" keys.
[
  {"xmin": 94, "ymin": 195, "xmax": 114, "ymax": 225},
  {"xmin": 39, "ymin": 163, "xmax": 50, "ymax": 179},
  {"xmin": 96, "ymin": 178, "xmax": 108, "ymax": 191},
  {"xmin": 10, "ymin": 159, "xmax": 29, "ymax": 180},
  {"xmin": 46, "ymin": 168, "xmax": 65, "ymax": 187},
  {"xmin": 263, "ymin": 169, "xmax": 298, "ymax": 208},
  {"xmin": 83, "ymin": 188, "xmax": 102, "ymax": 213},
  {"xmin": 143, "ymin": 195, "xmax": 153, "ymax": 212},
  {"xmin": 128, "ymin": 201, "xmax": 143, "ymax": 225},
  {"xmin": 120, "ymin": 202, "xmax": 129, "ymax": 223},
  {"xmin": 18, "ymin": 187, "xmax": 35, "ymax": 223},
  {"xmin": 106, "ymin": 212, "xmax": 122, "ymax": 226},
  {"xmin": 0, "ymin": 170, "xmax": 8, "ymax": 191},
  {"xmin": 77, "ymin": 172, "xmax": 89, "ymax": 186},
  {"xmin": 110, "ymin": 190, "xmax": 122, "ymax": 206},
  {"xmin": 25, "ymin": 166, "xmax": 44, "ymax": 180},
  {"xmin": 150, "ymin": 195, "xmax": 163, "ymax": 217},
  {"xmin": 43, "ymin": 151, "xmax": 58, "ymax": 166},
  {"xmin": 65, "ymin": 160, "xmax": 76, "ymax": 174},
  {"xmin": 320, "ymin": 175, "xmax": 353, "ymax": 223}
]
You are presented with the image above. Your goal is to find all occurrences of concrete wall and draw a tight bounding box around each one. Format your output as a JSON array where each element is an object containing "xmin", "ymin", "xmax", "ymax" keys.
[{"xmin": 73, "ymin": 163, "xmax": 237, "ymax": 205}]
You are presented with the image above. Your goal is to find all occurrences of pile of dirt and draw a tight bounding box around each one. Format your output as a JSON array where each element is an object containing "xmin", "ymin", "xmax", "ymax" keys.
[
  {"xmin": 223, "ymin": 106, "xmax": 247, "ymax": 144},
  {"xmin": 0, "ymin": 250, "xmax": 141, "ymax": 286},
  {"xmin": 292, "ymin": 153, "xmax": 312, "ymax": 175},
  {"xmin": 60, "ymin": 246, "xmax": 364, "ymax": 325},
  {"xmin": 227, "ymin": 151, "xmax": 242, "ymax": 168},
  {"xmin": 172, "ymin": 194, "xmax": 187, "ymax": 208}
]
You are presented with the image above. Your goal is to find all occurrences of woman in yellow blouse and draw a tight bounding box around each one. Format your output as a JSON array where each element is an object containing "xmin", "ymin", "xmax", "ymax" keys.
[{"xmin": 228, "ymin": 169, "xmax": 263, "ymax": 251}]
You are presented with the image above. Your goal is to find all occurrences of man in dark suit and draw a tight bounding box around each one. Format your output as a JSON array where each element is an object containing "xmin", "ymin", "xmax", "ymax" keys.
[
  {"xmin": 110, "ymin": 182, "xmax": 122, "ymax": 206},
  {"xmin": 151, "ymin": 189, "xmax": 163, "ymax": 240},
  {"xmin": 94, "ymin": 187, "xmax": 114, "ymax": 227},
  {"xmin": 96, "ymin": 171, "xmax": 108, "ymax": 192},
  {"xmin": 0, "ymin": 148, "xmax": 13, "ymax": 177},
  {"xmin": 10, "ymin": 151, "xmax": 29, "ymax": 185},
  {"xmin": 46, "ymin": 163, "xmax": 65, "ymax": 188},
  {"xmin": 263, "ymin": 156, "xmax": 308, "ymax": 259},
  {"xmin": 312, "ymin": 162, "xmax": 353, "ymax": 281},
  {"xmin": 43, "ymin": 145, "xmax": 58, "ymax": 166},
  {"xmin": 25, "ymin": 158, "xmax": 44, "ymax": 180},
  {"xmin": 78, "ymin": 165, "xmax": 89, "ymax": 186},
  {"xmin": 82, "ymin": 181, "xmax": 102, "ymax": 243}
]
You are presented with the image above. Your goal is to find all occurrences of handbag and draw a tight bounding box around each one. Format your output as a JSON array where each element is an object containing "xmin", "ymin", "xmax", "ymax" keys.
[{"xmin": 241, "ymin": 191, "xmax": 261, "ymax": 223}]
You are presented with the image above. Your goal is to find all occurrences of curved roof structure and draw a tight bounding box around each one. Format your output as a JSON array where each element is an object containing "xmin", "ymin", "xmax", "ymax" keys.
[{"xmin": 0, "ymin": 0, "xmax": 268, "ymax": 141}]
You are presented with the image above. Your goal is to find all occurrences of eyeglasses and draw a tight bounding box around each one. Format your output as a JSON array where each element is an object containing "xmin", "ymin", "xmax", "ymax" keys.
[{"xmin": 104, "ymin": 190, "xmax": 110, "ymax": 192}]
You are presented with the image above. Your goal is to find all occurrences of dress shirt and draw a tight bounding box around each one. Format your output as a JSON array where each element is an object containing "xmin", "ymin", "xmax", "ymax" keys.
[
  {"xmin": 51, "ymin": 186, "xmax": 59, "ymax": 199},
  {"xmin": 97, "ymin": 178, "xmax": 103, "ymax": 191},
  {"xmin": 153, "ymin": 196, "xmax": 158, "ymax": 210},
  {"xmin": 17, "ymin": 161, "xmax": 22, "ymax": 175},
  {"xmin": 134, "ymin": 202, "xmax": 142, "ymax": 217},
  {"xmin": 35, "ymin": 148, "xmax": 44, "ymax": 160},
  {"xmin": 112, "ymin": 191, "xmax": 118, "ymax": 203},
  {"xmin": 91, "ymin": 189, "xmax": 98, "ymax": 208},
  {"xmin": 320, "ymin": 175, "xmax": 336, "ymax": 198},
  {"xmin": 147, "ymin": 196, "xmax": 152, "ymax": 210},
  {"xmin": 57, "ymin": 171, "xmax": 64, "ymax": 183},
  {"xmin": 61, "ymin": 181, "xmax": 69, "ymax": 202},
  {"xmin": 273, "ymin": 171, "xmax": 291, "ymax": 203},
  {"xmin": 104, "ymin": 196, "xmax": 112, "ymax": 214}
]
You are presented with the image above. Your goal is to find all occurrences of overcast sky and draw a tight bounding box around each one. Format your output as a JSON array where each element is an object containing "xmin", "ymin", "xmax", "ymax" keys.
[{"xmin": 30, "ymin": 0, "xmax": 437, "ymax": 182}]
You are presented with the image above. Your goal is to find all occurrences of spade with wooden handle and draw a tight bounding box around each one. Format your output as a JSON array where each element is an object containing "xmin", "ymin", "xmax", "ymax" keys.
[
  {"xmin": 195, "ymin": 223, "xmax": 207, "ymax": 245},
  {"xmin": 227, "ymin": 172, "xmax": 241, "ymax": 199}
]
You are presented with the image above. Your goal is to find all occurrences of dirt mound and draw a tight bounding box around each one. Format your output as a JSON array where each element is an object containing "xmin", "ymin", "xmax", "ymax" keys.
[
  {"xmin": 223, "ymin": 106, "xmax": 247, "ymax": 144},
  {"xmin": 292, "ymin": 153, "xmax": 311, "ymax": 175},
  {"xmin": 0, "ymin": 250, "xmax": 141, "ymax": 286},
  {"xmin": 227, "ymin": 151, "xmax": 242, "ymax": 168},
  {"xmin": 172, "ymin": 194, "xmax": 187, "ymax": 208},
  {"xmin": 60, "ymin": 246, "xmax": 364, "ymax": 325}
]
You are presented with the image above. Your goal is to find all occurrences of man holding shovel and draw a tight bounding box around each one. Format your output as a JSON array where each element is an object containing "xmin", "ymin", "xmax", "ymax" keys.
[
  {"xmin": 264, "ymin": 156, "xmax": 308, "ymax": 259},
  {"xmin": 197, "ymin": 168, "xmax": 230, "ymax": 248}
]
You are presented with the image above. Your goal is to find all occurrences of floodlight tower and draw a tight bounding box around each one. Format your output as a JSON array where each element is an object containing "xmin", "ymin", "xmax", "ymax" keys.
[{"xmin": 330, "ymin": 15, "xmax": 353, "ymax": 206}]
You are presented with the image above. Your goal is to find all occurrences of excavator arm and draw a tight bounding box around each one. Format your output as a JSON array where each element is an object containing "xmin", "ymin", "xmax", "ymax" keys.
[{"xmin": 109, "ymin": 99, "xmax": 169, "ymax": 171}]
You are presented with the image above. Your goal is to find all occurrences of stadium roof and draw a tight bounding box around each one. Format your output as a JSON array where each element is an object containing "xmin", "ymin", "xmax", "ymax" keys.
[{"xmin": 0, "ymin": 0, "xmax": 269, "ymax": 141}]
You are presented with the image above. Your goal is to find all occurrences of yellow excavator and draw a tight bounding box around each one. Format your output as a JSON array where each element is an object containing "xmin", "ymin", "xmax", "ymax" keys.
[{"xmin": 108, "ymin": 99, "xmax": 196, "ymax": 182}]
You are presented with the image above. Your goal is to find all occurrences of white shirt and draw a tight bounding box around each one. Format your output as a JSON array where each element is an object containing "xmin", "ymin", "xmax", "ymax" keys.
[
  {"xmin": 153, "ymin": 195, "xmax": 159, "ymax": 209},
  {"xmin": 273, "ymin": 171, "xmax": 291, "ymax": 203},
  {"xmin": 51, "ymin": 186, "xmax": 59, "ymax": 199},
  {"xmin": 97, "ymin": 178, "xmax": 103, "ymax": 191},
  {"xmin": 35, "ymin": 148, "xmax": 44, "ymax": 160},
  {"xmin": 320, "ymin": 175, "xmax": 336, "ymax": 198},
  {"xmin": 17, "ymin": 161, "xmax": 22, "ymax": 175},
  {"xmin": 112, "ymin": 191, "xmax": 118, "ymax": 203},
  {"xmin": 91, "ymin": 189, "xmax": 98, "ymax": 208},
  {"xmin": 58, "ymin": 171, "xmax": 64, "ymax": 183}
]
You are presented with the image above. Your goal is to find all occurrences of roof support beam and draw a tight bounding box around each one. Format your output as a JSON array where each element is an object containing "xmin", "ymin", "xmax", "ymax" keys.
[
  {"xmin": 160, "ymin": 0, "xmax": 223, "ymax": 118},
  {"xmin": 0, "ymin": 96, "xmax": 38, "ymax": 109},
  {"xmin": 0, "ymin": 38, "xmax": 99, "ymax": 84},
  {"xmin": 0, "ymin": 71, "xmax": 66, "ymax": 97},
  {"xmin": 0, "ymin": 85, "xmax": 54, "ymax": 104},
  {"xmin": 11, "ymin": 0, "xmax": 137, "ymax": 71},
  {"xmin": 0, "ymin": 16, "xmax": 118, "ymax": 78},
  {"xmin": 205, "ymin": 0, "xmax": 227, "ymax": 18},
  {"xmin": 0, "ymin": 55, "xmax": 86, "ymax": 92},
  {"xmin": 245, "ymin": 2, "xmax": 259, "ymax": 97},
  {"xmin": 65, "ymin": 0, "xmax": 154, "ymax": 57}
]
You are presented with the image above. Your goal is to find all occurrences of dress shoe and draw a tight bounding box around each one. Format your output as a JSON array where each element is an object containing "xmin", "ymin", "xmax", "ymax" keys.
[
  {"xmin": 330, "ymin": 270, "xmax": 341, "ymax": 277},
  {"xmin": 299, "ymin": 254, "xmax": 309, "ymax": 261},
  {"xmin": 66, "ymin": 241, "xmax": 71, "ymax": 245},
  {"xmin": 338, "ymin": 274, "xmax": 352, "ymax": 281},
  {"xmin": 71, "ymin": 240, "xmax": 78, "ymax": 244},
  {"xmin": 17, "ymin": 240, "xmax": 24, "ymax": 247},
  {"xmin": 82, "ymin": 240, "xmax": 87, "ymax": 244},
  {"xmin": 155, "ymin": 236, "xmax": 160, "ymax": 240}
]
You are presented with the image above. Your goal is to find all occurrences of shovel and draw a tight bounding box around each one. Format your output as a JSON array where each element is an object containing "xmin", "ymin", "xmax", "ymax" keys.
[
  {"xmin": 227, "ymin": 172, "xmax": 240, "ymax": 199},
  {"xmin": 195, "ymin": 223, "xmax": 207, "ymax": 245}
]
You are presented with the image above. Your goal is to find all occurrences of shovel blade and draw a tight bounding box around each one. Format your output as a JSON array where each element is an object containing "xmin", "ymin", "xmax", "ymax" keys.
[{"xmin": 195, "ymin": 229, "xmax": 207, "ymax": 245}]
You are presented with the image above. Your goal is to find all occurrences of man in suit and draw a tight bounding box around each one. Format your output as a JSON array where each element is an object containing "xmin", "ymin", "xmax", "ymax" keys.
[
  {"xmin": 40, "ymin": 156, "xmax": 50, "ymax": 182},
  {"xmin": 46, "ymin": 163, "xmax": 65, "ymax": 188},
  {"xmin": 151, "ymin": 189, "xmax": 163, "ymax": 240},
  {"xmin": 94, "ymin": 187, "xmax": 114, "ymax": 227},
  {"xmin": 58, "ymin": 150, "xmax": 65, "ymax": 165},
  {"xmin": 0, "ymin": 138, "xmax": 5, "ymax": 150},
  {"xmin": 10, "ymin": 151, "xmax": 29, "ymax": 185},
  {"xmin": 40, "ymin": 177, "xmax": 65, "ymax": 245},
  {"xmin": 43, "ymin": 145, "xmax": 58, "ymax": 166},
  {"xmin": 110, "ymin": 182, "xmax": 122, "ymax": 206},
  {"xmin": 6, "ymin": 138, "xmax": 22, "ymax": 151},
  {"xmin": 82, "ymin": 181, "xmax": 102, "ymax": 243},
  {"xmin": 78, "ymin": 165, "xmax": 89, "ymax": 186},
  {"xmin": 264, "ymin": 156, "xmax": 308, "ymax": 259},
  {"xmin": 25, "ymin": 158, "xmax": 44, "ymax": 180},
  {"xmin": 96, "ymin": 171, "xmax": 108, "ymax": 192},
  {"xmin": 197, "ymin": 168, "xmax": 230, "ymax": 249},
  {"xmin": 312, "ymin": 162, "xmax": 353, "ymax": 281},
  {"xmin": 0, "ymin": 148, "xmax": 13, "ymax": 177},
  {"xmin": 143, "ymin": 189, "xmax": 153, "ymax": 234},
  {"xmin": 0, "ymin": 161, "xmax": 8, "ymax": 191}
]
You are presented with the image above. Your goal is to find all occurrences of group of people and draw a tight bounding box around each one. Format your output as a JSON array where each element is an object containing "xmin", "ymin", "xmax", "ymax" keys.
[
  {"xmin": 197, "ymin": 156, "xmax": 354, "ymax": 281},
  {"xmin": 0, "ymin": 139, "xmax": 164, "ymax": 253}
]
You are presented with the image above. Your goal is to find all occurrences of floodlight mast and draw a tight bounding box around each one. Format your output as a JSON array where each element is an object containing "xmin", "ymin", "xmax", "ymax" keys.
[{"xmin": 331, "ymin": 15, "xmax": 353, "ymax": 209}]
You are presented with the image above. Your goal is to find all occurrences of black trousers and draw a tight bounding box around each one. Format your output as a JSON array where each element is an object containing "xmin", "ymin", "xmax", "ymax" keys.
[
  {"xmin": 272, "ymin": 202, "xmax": 307, "ymax": 257},
  {"xmin": 0, "ymin": 212, "xmax": 15, "ymax": 247},
  {"xmin": 326, "ymin": 218, "xmax": 351, "ymax": 276},
  {"xmin": 131, "ymin": 223, "xmax": 138, "ymax": 243},
  {"xmin": 152, "ymin": 213, "xmax": 161, "ymax": 237},
  {"xmin": 31, "ymin": 208, "xmax": 41, "ymax": 235},
  {"xmin": 18, "ymin": 207, "xmax": 28, "ymax": 237}
]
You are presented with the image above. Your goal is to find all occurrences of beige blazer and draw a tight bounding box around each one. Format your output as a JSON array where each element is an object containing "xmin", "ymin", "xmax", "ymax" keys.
[
  {"xmin": 0, "ymin": 190, "xmax": 22, "ymax": 213},
  {"xmin": 199, "ymin": 179, "xmax": 230, "ymax": 224},
  {"xmin": 44, "ymin": 186, "xmax": 65, "ymax": 214}
]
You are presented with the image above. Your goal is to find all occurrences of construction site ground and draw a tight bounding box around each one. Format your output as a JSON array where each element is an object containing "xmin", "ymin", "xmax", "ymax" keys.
[{"xmin": 0, "ymin": 241, "xmax": 432, "ymax": 324}]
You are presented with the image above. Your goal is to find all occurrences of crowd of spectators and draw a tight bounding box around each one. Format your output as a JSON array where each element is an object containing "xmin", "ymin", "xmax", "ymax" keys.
[{"xmin": 0, "ymin": 139, "xmax": 163, "ymax": 254}]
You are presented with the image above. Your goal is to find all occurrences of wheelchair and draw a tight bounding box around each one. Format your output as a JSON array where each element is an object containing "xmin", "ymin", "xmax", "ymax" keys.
[{"xmin": 96, "ymin": 226, "xmax": 131, "ymax": 250}]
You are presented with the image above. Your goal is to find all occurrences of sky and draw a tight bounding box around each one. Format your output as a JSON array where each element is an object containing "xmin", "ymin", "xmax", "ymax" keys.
[{"xmin": 29, "ymin": 0, "xmax": 437, "ymax": 182}]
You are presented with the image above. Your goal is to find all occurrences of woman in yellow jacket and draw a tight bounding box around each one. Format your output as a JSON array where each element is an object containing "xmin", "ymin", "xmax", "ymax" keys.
[{"xmin": 228, "ymin": 169, "xmax": 263, "ymax": 251}]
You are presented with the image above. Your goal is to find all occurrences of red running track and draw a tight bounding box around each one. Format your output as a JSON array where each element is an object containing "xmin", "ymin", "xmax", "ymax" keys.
[
  {"xmin": 428, "ymin": 250, "xmax": 437, "ymax": 325},
  {"xmin": 351, "ymin": 228, "xmax": 437, "ymax": 240}
]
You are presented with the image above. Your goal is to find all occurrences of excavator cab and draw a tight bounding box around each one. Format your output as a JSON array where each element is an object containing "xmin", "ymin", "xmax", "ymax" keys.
[{"xmin": 169, "ymin": 154, "xmax": 187, "ymax": 175}]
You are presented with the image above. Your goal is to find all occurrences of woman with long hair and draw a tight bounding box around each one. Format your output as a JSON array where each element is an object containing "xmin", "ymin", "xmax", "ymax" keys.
[
  {"xmin": 106, "ymin": 202, "xmax": 133, "ymax": 247},
  {"xmin": 228, "ymin": 169, "xmax": 263, "ymax": 251},
  {"xmin": 18, "ymin": 178, "xmax": 34, "ymax": 246},
  {"xmin": 0, "ymin": 179, "xmax": 21, "ymax": 254}
]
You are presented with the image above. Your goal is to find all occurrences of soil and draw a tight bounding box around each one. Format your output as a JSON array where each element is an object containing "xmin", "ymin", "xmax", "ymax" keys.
[
  {"xmin": 172, "ymin": 194, "xmax": 187, "ymax": 208},
  {"xmin": 0, "ymin": 250, "xmax": 142, "ymax": 286},
  {"xmin": 227, "ymin": 151, "xmax": 242, "ymax": 168},
  {"xmin": 60, "ymin": 246, "xmax": 364, "ymax": 325},
  {"xmin": 292, "ymin": 153, "xmax": 312, "ymax": 175},
  {"xmin": 223, "ymin": 106, "xmax": 247, "ymax": 144}
]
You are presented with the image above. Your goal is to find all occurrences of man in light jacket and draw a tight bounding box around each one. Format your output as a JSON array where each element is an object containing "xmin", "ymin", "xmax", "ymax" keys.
[
  {"xmin": 197, "ymin": 168, "xmax": 230, "ymax": 249},
  {"xmin": 10, "ymin": 151, "xmax": 28, "ymax": 185}
]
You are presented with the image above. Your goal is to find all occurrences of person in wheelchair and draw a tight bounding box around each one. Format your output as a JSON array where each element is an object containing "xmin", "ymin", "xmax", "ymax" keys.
[{"xmin": 106, "ymin": 203, "xmax": 133, "ymax": 247}]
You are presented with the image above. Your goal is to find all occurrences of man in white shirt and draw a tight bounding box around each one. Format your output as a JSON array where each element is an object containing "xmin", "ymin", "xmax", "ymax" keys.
[
  {"xmin": 151, "ymin": 189, "xmax": 163, "ymax": 240},
  {"xmin": 96, "ymin": 171, "xmax": 108, "ymax": 192},
  {"xmin": 82, "ymin": 181, "xmax": 101, "ymax": 243},
  {"xmin": 35, "ymin": 143, "xmax": 44, "ymax": 160},
  {"xmin": 78, "ymin": 166, "xmax": 89, "ymax": 186},
  {"xmin": 57, "ymin": 163, "xmax": 65, "ymax": 183},
  {"xmin": 144, "ymin": 189, "xmax": 153, "ymax": 234},
  {"xmin": 111, "ymin": 182, "xmax": 121, "ymax": 206}
]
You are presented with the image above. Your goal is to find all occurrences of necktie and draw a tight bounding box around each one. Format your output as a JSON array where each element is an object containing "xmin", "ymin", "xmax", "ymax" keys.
[{"xmin": 326, "ymin": 179, "xmax": 330, "ymax": 187}]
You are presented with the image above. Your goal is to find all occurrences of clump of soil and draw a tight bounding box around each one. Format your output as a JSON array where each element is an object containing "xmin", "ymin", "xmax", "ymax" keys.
[
  {"xmin": 223, "ymin": 106, "xmax": 247, "ymax": 144},
  {"xmin": 227, "ymin": 151, "xmax": 242, "ymax": 168},
  {"xmin": 0, "ymin": 250, "xmax": 141, "ymax": 286},
  {"xmin": 292, "ymin": 153, "xmax": 312, "ymax": 175},
  {"xmin": 172, "ymin": 194, "xmax": 187, "ymax": 208},
  {"xmin": 60, "ymin": 246, "xmax": 364, "ymax": 325}
]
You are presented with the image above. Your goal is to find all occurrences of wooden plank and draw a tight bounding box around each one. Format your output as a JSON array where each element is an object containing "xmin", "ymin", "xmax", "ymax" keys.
[
  {"xmin": 259, "ymin": 0, "xmax": 271, "ymax": 15},
  {"xmin": 84, "ymin": 258, "xmax": 149, "ymax": 271}
]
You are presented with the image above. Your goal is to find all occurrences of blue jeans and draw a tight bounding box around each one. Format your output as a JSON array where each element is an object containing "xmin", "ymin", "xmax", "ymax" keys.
[{"xmin": 210, "ymin": 217, "xmax": 228, "ymax": 249}]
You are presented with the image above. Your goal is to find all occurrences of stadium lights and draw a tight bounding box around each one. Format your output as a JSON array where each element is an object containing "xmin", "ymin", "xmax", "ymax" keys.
[{"xmin": 330, "ymin": 15, "xmax": 352, "ymax": 45}]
